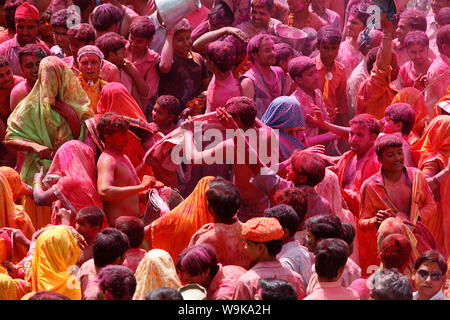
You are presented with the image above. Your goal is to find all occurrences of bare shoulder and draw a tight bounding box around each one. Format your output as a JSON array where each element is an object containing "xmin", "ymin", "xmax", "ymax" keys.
[{"xmin": 97, "ymin": 152, "xmax": 116, "ymax": 168}]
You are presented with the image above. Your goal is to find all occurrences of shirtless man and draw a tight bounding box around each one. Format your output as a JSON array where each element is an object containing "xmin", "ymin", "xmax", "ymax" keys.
[
  {"xmin": 182, "ymin": 97, "xmax": 276, "ymax": 222},
  {"xmin": 96, "ymin": 113, "xmax": 157, "ymax": 226}
]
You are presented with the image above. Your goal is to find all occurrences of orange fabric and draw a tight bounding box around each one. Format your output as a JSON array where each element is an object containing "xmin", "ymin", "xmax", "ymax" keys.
[
  {"xmin": 23, "ymin": 196, "xmax": 51, "ymax": 231},
  {"xmin": 410, "ymin": 115, "xmax": 450, "ymax": 254},
  {"xmin": 433, "ymin": 86, "xmax": 450, "ymax": 117},
  {"xmin": 391, "ymin": 88, "xmax": 431, "ymax": 145},
  {"xmin": 78, "ymin": 75, "xmax": 106, "ymax": 114},
  {"xmin": 356, "ymin": 66, "xmax": 398, "ymax": 120},
  {"xmin": 242, "ymin": 217, "xmax": 284, "ymax": 242},
  {"xmin": 0, "ymin": 172, "xmax": 35, "ymax": 263},
  {"xmin": 0, "ymin": 167, "xmax": 27, "ymax": 201},
  {"xmin": 148, "ymin": 176, "xmax": 215, "ymax": 262}
]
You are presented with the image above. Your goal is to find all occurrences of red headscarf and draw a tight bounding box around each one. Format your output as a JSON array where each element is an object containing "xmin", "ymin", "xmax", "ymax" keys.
[{"xmin": 14, "ymin": 2, "xmax": 39, "ymax": 21}]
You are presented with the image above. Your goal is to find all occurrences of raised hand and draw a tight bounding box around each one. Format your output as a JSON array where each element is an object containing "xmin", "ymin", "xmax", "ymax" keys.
[
  {"xmin": 305, "ymin": 105, "xmax": 327, "ymax": 128},
  {"xmin": 216, "ymin": 107, "xmax": 238, "ymax": 130}
]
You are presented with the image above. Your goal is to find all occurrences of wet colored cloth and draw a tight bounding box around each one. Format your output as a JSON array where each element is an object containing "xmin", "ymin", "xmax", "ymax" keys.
[
  {"xmin": 304, "ymin": 280, "xmax": 360, "ymax": 300},
  {"xmin": 78, "ymin": 75, "xmax": 106, "ymax": 114},
  {"xmin": 359, "ymin": 167, "xmax": 438, "ymax": 277},
  {"xmin": 425, "ymin": 54, "xmax": 450, "ymax": 113},
  {"xmin": 191, "ymin": 220, "xmax": 250, "ymax": 269},
  {"xmin": 147, "ymin": 176, "xmax": 215, "ymax": 262},
  {"xmin": 133, "ymin": 249, "xmax": 181, "ymax": 300},
  {"xmin": 232, "ymin": 260, "xmax": 306, "ymax": 300},
  {"xmin": 42, "ymin": 140, "xmax": 103, "ymax": 216},
  {"xmin": 208, "ymin": 264, "xmax": 247, "ymax": 300},
  {"xmin": 31, "ymin": 225, "xmax": 82, "ymax": 300},
  {"xmin": 240, "ymin": 64, "xmax": 289, "ymax": 119},
  {"xmin": 410, "ymin": 115, "xmax": 450, "ymax": 254},
  {"xmin": 0, "ymin": 273, "xmax": 19, "ymax": 300},
  {"xmin": 6, "ymin": 56, "xmax": 94, "ymax": 185},
  {"xmin": 337, "ymin": 38, "xmax": 364, "ymax": 79},
  {"xmin": 261, "ymin": 96, "xmax": 305, "ymax": 161},
  {"xmin": 206, "ymin": 73, "xmax": 241, "ymax": 113}
]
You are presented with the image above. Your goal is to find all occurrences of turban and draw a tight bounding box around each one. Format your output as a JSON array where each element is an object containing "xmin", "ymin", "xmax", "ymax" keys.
[
  {"xmin": 242, "ymin": 217, "xmax": 284, "ymax": 243},
  {"xmin": 15, "ymin": 2, "xmax": 39, "ymax": 21},
  {"xmin": 77, "ymin": 45, "xmax": 105, "ymax": 63}
]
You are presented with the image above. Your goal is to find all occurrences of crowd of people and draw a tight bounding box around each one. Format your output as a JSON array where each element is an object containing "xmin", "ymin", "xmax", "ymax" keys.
[{"xmin": 0, "ymin": 0, "xmax": 449, "ymax": 301}]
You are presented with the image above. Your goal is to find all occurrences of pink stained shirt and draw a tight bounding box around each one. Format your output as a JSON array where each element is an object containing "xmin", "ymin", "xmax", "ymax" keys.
[
  {"xmin": 63, "ymin": 56, "xmax": 121, "ymax": 84},
  {"xmin": 0, "ymin": 35, "xmax": 49, "ymax": 77},
  {"xmin": 122, "ymin": 248, "xmax": 147, "ymax": 274},
  {"xmin": 79, "ymin": 258, "xmax": 100, "ymax": 300},
  {"xmin": 304, "ymin": 281, "xmax": 360, "ymax": 300},
  {"xmin": 206, "ymin": 73, "xmax": 241, "ymax": 113},
  {"xmin": 425, "ymin": 54, "xmax": 450, "ymax": 113},
  {"xmin": 306, "ymin": 258, "xmax": 362, "ymax": 296},
  {"xmin": 336, "ymin": 38, "xmax": 364, "ymax": 79},
  {"xmin": 232, "ymin": 260, "xmax": 306, "ymax": 300},
  {"xmin": 192, "ymin": 220, "xmax": 251, "ymax": 269},
  {"xmin": 126, "ymin": 43, "xmax": 160, "ymax": 110},
  {"xmin": 207, "ymin": 264, "xmax": 247, "ymax": 300}
]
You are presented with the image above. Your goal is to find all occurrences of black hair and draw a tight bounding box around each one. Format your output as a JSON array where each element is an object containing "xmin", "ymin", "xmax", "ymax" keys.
[
  {"xmin": 264, "ymin": 204, "xmax": 299, "ymax": 238},
  {"xmin": 413, "ymin": 250, "xmax": 447, "ymax": 275},
  {"xmin": 341, "ymin": 223, "xmax": 356, "ymax": 247},
  {"xmin": 145, "ymin": 287, "xmax": 184, "ymax": 300},
  {"xmin": 206, "ymin": 177, "xmax": 241, "ymax": 220},
  {"xmin": 115, "ymin": 216, "xmax": 144, "ymax": 249},
  {"xmin": 77, "ymin": 206, "xmax": 105, "ymax": 228},
  {"xmin": 259, "ymin": 278, "xmax": 297, "ymax": 300},
  {"xmin": 306, "ymin": 215, "xmax": 343, "ymax": 240},
  {"xmin": 315, "ymin": 238, "xmax": 349, "ymax": 279},
  {"xmin": 93, "ymin": 228, "xmax": 129, "ymax": 268}
]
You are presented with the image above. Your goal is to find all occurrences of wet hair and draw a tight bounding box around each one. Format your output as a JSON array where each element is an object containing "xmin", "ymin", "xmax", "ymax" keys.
[
  {"xmin": 350, "ymin": 113, "xmax": 381, "ymax": 136},
  {"xmin": 306, "ymin": 215, "xmax": 344, "ymax": 241},
  {"xmin": 145, "ymin": 287, "xmax": 184, "ymax": 300},
  {"xmin": 0, "ymin": 54, "xmax": 10, "ymax": 67},
  {"xmin": 288, "ymin": 56, "xmax": 316, "ymax": 80},
  {"xmin": 379, "ymin": 234, "xmax": 412, "ymax": 271},
  {"xmin": 98, "ymin": 265, "xmax": 136, "ymax": 300},
  {"xmin": 92, "ymin": 4, "xmax": 123, "ymax": 31},
  {"xmin": 29, "ymin": 291, "xmax": 71, "ymax": 300},
  {"xmin": 399, "ymin": 9, "xmax": 427, "ymax": 32},
  {"xmin": 77, "ymin": 206, "xmax": 105, "ymax": 228},
  {"xmin": 247, "ymin": 34, "xmax": 276, "ymax": 63},
  {"xmin": 274, "ymin": 187, "xmax": 308, "ymax": 225},
  {"xmin": 374, "ymin": 134, "xmax": 404, "ymax": 158},
  {"xmin": 221, "ymin": 34, "xmax": 248, "ymax": 66},
  {"xmin": 413, "ymin": 250, "xmax": 447, "ymax": 275},
  {"xmin": 341, "ymin": 223, "xmax": 356, "ymax": 247},
  {"xmin": 176, "ymin": 244, "xmax": 220, "ymax": 278},
  {"xmin": 115, "ymin": 216, "xmax": 144, "ymax": 249},
  {"xmin": 95, "ymin": 32, "xmax": 127, "ymax": 59},
  {"xmin": 74, "ymin": 0, "xmax": 95, "ymax": 11},
  {"xmin": 437, "ymin": 24, "xmax": 450, "ymax": 54},
  {"xmin": 206, "ymin": 40, "xmax": 235, "ymax": 73},
  {"xmin": 259, "ymin": 278, "xmax": 297, "ymax": 300},
  {"xmin": 96, "ymin": 112, "xmax": 130, "ymax": 142},
  {"xmin": 274, "ymin": 42, "xmax": 295, "ymax": 65},
  {"xmin": 349, "ymin": 5, "xmax": 370, "ymax": 26},
  {"xmin": 18, "ymin": 43, "xmax": 48, "ymax": 64},
  {"xmin": 252, "ymin": 0, "xmax": 275, "ymax": 11},
  {"xmin": 317, "ymin": 25, "xmax": 342, "ymax": 46},
  {"xmin": 404, "ymin": 30, "xmax": 429, "ymax": 48},
  {"xmin": 4, "ymin": 0, "xmax": 25, "ymax": 31},
  {"xmin": 289, "ymin": 150, "xmax": 326, "ymax": 187},
  {"xmin": 315, "ymin": 238, "xmax": 349, "ymax": 279},
  {"xmin": 155, "ymin": 95, "xmax": 181, "ymax": 124},
  {"xmin": 208, "ymin": 1, "xmax": 234, "ymax": 27},
  {"xmin": 264, "ymin": 204, "xmax": 299, "ymax": 238},
  {"xmin": 93, "ymin": 228, "xmax": 129, "ymax": 268},
  {"xmin": 67, "ymin": 23, "xmax": 96, "ymax": 44},
  {"xmin": 173, "ymin": 19, "xmax": 192, "ymax": 36},
  {"xmin": 436, "ymin": 7, "xmax": 450, "ymax": 26},
  {"xmin": 206, "ymin": 177, "xmax": 241, "ymax": 220},
  {"xmin": 224, "ymin": 96, "xmax": 257, "ymax": 127},
  {"xmin": 130, "ymin": 16, "xmax": 156, "ymax": 39},
  {"xmin": 51, "ymin": 8, "xmax": 79, "ymax": 29},
  {"xmin": 384, "ymin": 103, "xmax": 416, "ymax": 136},
  {"xmin": 368, "ymin": 268, "xmax": 413, "ymax": 300}
]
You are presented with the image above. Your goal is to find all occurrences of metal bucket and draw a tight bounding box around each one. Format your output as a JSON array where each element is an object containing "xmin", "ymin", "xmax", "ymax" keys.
[{"xmin": 155, "ymin": 0, "xmax": 201, "ymax": 30}]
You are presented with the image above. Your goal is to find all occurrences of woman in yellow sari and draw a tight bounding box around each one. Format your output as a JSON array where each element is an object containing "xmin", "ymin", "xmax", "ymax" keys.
[
  {"xmin": 145, "ymin": 176, "xmax": 215, "ymax": 262},
  {"xmin": 133, "ymin": 249, "xmax": 181, "ymax": 300},
  {"xmin": 4, "ymin": 56, "xmax": 94, "ymax": 229},
  {"xmin": 410, "ymin": 115, "xmax": 450, "ymax": 256},
  {"xmin": 31, "ymin": 225, "xmax": 83, "ymax": 300}
]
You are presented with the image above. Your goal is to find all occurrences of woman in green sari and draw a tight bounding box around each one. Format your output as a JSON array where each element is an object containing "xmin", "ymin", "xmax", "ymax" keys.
[{"xmin": 4, "ymin": 56, "xmax": 93, "ymax": 229}]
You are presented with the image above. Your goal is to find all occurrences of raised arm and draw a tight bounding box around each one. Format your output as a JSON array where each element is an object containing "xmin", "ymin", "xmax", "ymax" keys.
[
  {"xmin": 192, "ymin": 27, "xmax": 248, "ymax": 56},
  {"xmin": 158, "ymin": 29, "xmax": 174, "ymax": 74}
]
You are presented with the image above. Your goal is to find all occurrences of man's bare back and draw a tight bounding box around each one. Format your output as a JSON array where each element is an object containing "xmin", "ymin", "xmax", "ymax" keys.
[{"xmin": 98, "ymin": 151, "xmax": 142, "ymax": 226}]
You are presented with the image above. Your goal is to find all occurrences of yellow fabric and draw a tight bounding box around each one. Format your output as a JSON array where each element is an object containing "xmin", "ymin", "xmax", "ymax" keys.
[
  {"xmin": 133, "ymin": 249, "xmax": 181, "ymax": 300},
  {"xmin": 78, "ymin": 74, "xmax": 106, "ymax": 114},
  {"xmin": 31, "ymin": 225, "xmax": 81, "ymax": 300},
  {"xmin": 0, "ymin": 273, "xmax": 19, "ymax": 300},
  {"xmin": 23, "ymin": 196, "xmax": 51, "ymax": 231}
]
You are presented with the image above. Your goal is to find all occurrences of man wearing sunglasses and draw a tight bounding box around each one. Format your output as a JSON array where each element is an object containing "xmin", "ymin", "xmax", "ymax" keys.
[{"xmin": 412, "ymin": 250, "xmax": 448, "ymax": 300}]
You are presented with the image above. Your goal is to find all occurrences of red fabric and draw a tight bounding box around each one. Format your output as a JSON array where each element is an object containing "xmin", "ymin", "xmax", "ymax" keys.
[{"xmin": 14, "ymin": 3, "xmax": 39, "ymax": 21}]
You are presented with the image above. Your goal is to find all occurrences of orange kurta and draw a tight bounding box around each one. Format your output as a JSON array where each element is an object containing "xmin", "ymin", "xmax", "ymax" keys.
[{"xmin": 359, "ymin": 167, "xmax": 438, "ymax": 277}]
